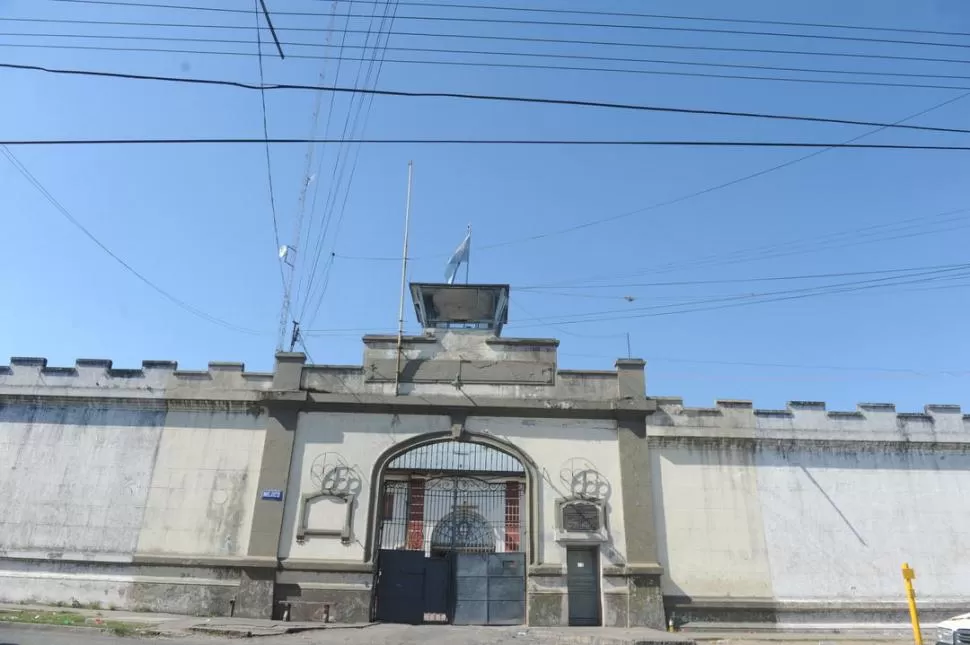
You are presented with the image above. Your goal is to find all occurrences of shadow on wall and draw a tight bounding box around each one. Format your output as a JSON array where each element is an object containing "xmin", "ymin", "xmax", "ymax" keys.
[
  {"xmin": 647, "ymin": 449, "xmax": 687, "ymax": 601},
  {"xmin": 549, "ymin": 458, "xmax": 627, "ymax": 567}
]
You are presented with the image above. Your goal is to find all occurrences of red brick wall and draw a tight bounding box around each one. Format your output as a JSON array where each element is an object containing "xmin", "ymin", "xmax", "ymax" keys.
[
  {"xmin": 405, "ymin": 479, "xmax": 425, "ymax": 550},
  {"xmin": 504, "ymin": 481, "xmax": 521, "ymax": 551}
]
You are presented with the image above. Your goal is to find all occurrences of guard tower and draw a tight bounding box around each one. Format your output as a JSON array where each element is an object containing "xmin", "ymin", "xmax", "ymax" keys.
[
  {"xmin": 409, "ymin": 283, "xmax": 510, "ymax": 336},
  {"xmin": 360, "ymin": 282, "xmax": 558, "ymax": 390}
]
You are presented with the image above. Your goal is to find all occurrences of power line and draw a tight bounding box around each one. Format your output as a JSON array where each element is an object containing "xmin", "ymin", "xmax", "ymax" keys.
[
  {"xmin": 605, "ymin": 209, "xmax": 970, "ymax": 284},
  {"xmin": 15, "ymin": 41, "xmax": 970, "ymax": 93},
  {"xmin": 17, "ymin": 33, "xmax": 970, "ymax": 86},
  {"xmin": 20, "ymin": 22, "xmax": 970, "ymax": 70},
  {"xmin": 23, "ymin": 10, "xmax": 970, "ymax": 52},
  {"xmin": 291, "ymin": 0, "xmax": 355, "ymax": 335},
  {"xmin": 519, "ymin": 264, "xmax": 970, "ymax": 322},
  {"xmin": 7, "ymin": 61, "xmax": 970, "ymax": 136},
  {"xmin": 51, "ymin": 0, "xmax": 970, "ymax": 40},
  {"xmin": 304, "ymin": 0, "xmax": 401, "ymax": 331},
  {"xmin": 257, "ymin": 0, "xmax": 284, "ymax": 59},
  {"xmin": 516, "ymin": 266, "xmax": 970, "ymax": 327},
  {"xmin": 10, "ymin": 138, "xmax": 970, "ymax": 149},
  {"xmin": 299, "ymin": 0, "xmax": 400, "ymax": 329},
  {"xmin": 517, "ymin": 262, "xmax": 970, "ymax": 291},
  {"xmin": 321, "ymin": 94, "xmax": 970, "ymax": 264},
  {"xmin": 252, "ymin": 0, "xmax": 287, "ymax": 312},
  {"xmin": 478, "ymin": 90, "xmax": 970, "ymax": 254},
  {"xmin": 522, "ymin": 206, "xmax": 970, "ymax": 288},
  {"xmin": 0, "ymin": 146, "xmax": 264, "ymax": 335}
]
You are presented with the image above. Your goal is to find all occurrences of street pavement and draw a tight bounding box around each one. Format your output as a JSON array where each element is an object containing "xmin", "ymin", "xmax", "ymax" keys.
[
  {"xmin": 0, "ymin": 625, "xmax": 209, "ymax": 645},
  {"xmin": 0, "ymin": 623, "xmax": 694, "ymax": 645},
  {"xmin": 0, "ymin": 623, "xmax": 936, "ymax": 645}
]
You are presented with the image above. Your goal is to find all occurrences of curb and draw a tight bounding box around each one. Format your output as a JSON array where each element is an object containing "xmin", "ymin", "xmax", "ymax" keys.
[
  {"xmin": 0, "ymin": 621, "xmax": 162, "ymax": 638},
  {"xmin": 188, "ymin": 622, "xmax": 376, "ymax": 638}
]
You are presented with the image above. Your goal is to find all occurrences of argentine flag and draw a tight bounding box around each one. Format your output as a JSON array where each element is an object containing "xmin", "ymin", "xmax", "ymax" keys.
[{"xmin": 444, "ymin": 230, "xmax": 471, "ymax": 284}]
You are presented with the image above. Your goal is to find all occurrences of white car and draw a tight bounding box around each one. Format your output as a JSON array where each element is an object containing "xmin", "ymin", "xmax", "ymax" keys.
[{"xmin": 938, "ymin": 613, "xmax": 970, "ymax": 645}]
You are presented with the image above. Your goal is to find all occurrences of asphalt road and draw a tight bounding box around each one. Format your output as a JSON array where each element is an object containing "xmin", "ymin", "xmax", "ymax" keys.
[{"xmin": 0, "ymin": 624, "xmax": 926, "ymax": 645}]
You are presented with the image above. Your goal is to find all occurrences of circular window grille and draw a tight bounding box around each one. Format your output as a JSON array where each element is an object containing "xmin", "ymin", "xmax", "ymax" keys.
[{"xmin": 430, "ymin": 508, "xmax": 496, "ymax": 553}]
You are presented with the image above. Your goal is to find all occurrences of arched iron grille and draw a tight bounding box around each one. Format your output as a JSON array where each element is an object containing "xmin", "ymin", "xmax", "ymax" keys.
[
  {"xmin": 431, "ymin": 507, "xmax": 496, "ymax": 554},
  {"xmin": 378, "ymin": 440, "xmax": 526, "ymax": 555}
]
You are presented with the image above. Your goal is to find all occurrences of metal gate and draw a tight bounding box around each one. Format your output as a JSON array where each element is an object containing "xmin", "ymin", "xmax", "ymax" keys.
[
  {"xmin": 373, "ymin": 440, "xmax": 527, "ymax": 625},
  {"xmin": 454, "ymin": 552, "xmax": 526, "ymax": 625}
]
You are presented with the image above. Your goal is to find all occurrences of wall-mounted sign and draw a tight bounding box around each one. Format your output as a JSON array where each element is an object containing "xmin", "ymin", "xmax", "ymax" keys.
[{"xmin": 261, "ymin": 489, "xmax": 284, "ymax": 501}]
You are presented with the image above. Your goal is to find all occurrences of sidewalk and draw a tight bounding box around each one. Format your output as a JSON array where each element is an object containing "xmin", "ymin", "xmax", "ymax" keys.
[
  {"xmin": 0, "ymin": 602, "xmax": 339, "ymax": 637},
  {"xmin": 0, "ymin": 604, "xmax": 695, "ymax": 643},
  {"xmin": 0, "ymin": 604, "xmax": 938, "ymax": 644}
]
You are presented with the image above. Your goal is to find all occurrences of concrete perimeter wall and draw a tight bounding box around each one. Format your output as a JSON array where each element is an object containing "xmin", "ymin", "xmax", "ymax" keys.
[
  {"xmin": 0, "ymin": 358, "xmax": 270, "ymax": 613},
  {"xmin": 649, "ymin": 399, "xmax": 970, "ymax": 622}
]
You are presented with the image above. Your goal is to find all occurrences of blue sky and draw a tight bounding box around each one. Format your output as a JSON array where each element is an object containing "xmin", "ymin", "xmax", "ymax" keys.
[{"xmin": 2, "ymin": 0, "xmax": 969, "ymax": 410}]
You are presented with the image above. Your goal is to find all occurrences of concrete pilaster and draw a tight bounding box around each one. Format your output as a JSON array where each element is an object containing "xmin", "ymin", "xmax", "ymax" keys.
[
  {"xmin": 614, "ymin": 358, "xmax": 664, "ymax": 628},
  {"xmin": 239, "ymin": 352, "xmax": 306, "ymax": 619}
]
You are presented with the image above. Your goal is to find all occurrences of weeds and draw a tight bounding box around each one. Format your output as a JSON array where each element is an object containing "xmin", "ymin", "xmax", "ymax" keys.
[{"xmin": 0, "ymin": 610, "xmax": 150, "ymax": 636}]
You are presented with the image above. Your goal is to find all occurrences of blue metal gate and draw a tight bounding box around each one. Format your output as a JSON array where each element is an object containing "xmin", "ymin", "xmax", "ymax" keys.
[{"xmin": 453, "ymin": 552, "xmax": 526, "ymax": 625}]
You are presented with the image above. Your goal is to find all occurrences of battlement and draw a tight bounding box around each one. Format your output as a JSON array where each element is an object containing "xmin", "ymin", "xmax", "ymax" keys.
[
  {"xmin": 0, "ymin": 357, "xmax": 273, "ymax": 401},
  {"xmin": 0, "ymin": 350, "xmax": 636, "ymax": 404},
  {"xmin": 649, "ymin": 398, "xmax": 970, "ymax": 443}
]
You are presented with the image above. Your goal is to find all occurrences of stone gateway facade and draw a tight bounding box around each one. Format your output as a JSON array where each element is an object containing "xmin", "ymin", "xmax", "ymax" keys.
[{"xmin": 0, "ymin": 283, "xmax": 967, "ymax": 627}]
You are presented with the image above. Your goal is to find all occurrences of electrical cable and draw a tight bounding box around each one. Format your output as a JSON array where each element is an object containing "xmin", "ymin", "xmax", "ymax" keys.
[
  {"xmin": 610, "ymin": 212, "xmax": 970, "ymax": 284},
  {"xmin": 515, "ymin": 266, "xmax": 970, "ymax": 327},
  {"xmin": 252, "ymin": 0, "xmax": 286, "ymax": 298},
  {"xmin": 299, "ymin": 0, "xmax": 394, "ymax": 328},
  {"xmin": 332, "ymin": 93, "xmax": 970, "ymax": 263},
  {"xmin": 0, "ymin": 146, "xmax": 264, "ymax": 335},
  {"xmin": 302, "ymin": 0, "xmax": 401, "ymax": 331},
  {"xmin": 9, "ymin": 138, "xmax": 970, "ymax": 149},
  {"xmin": 50, "ymin": 0, "xmax": 970, "ymax": 40},
  {"xmin": 17, "ymin": 32, "xmax": 970, "ymax": 85},
  {"xmin": 519, "ymin": 264, "xmax": 970, "ymax": 322},
  {"xmin": 517, "ymin": 262, "xmax": 970, "ymax": 291},
  {"xmin": 20, "ymin": 11, "xmax": 970, "ymax": 52},
  {"xmin": 8, "ymin": 61, "xmax": 970, "ymax": 136},
  {"xmin": 523, "ymin": 207, "xmax": 970, "ymax": 289},
  {"xmin": 15, "ymin": 42, "xmax": 970, "ymax": 93},
  {"xmin": 291, "ymin": 0, "xmax": 354, "ymax": 330},
  {"xmin": 18, "ymin": 24, "xmax": 970, "ymax": 69}
]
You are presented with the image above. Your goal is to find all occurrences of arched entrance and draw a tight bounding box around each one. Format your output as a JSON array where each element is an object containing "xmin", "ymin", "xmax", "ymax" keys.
[{"xmin": 371, "ymin": 436, "xmax": 528, "ymax": 626}]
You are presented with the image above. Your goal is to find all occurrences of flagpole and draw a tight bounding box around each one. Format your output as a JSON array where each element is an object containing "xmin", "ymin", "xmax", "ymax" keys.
[
  {"xmin": 394, "ymin": 161, "xmax": 414, "ymax": 397},
  {"xmin": 464, "ymin": 224, "xmax": 471, "ymax": 284}
]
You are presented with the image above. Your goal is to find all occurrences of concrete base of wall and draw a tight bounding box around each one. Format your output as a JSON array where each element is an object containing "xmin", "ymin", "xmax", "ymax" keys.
[
  {"xmin": 274, "ymin": 585, "xmax": 371, "ymax": 623},
  {"xmin": 526, "ymin": 573, "xmax": 664, "ymax": 628},
  {"xmin": 665, "ymin": 596, "xmax": 968, "ymax": 625},
  {"xmin": 0, "ymin": 557, "xmax": 241, "ymax": 617},
  {"xmin": 236, "ymin": 568, "xmax": 275, "ymax": 619},
  {"xmin": 528, "ymin": 591, "xmax": 568, "ymax": 626},
  {"xmin": 629, "ymin": 575, "xmax": 665, "ymax": 628},
  {"xmin": 274, "ymin": 569, "xmax": 373, "ymax": 623}
]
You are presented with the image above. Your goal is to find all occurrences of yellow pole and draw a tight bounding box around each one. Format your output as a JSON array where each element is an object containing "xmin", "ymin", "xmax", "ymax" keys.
[{"xmin": 902, "ymin": 562, "xmax": 923, "ymax": 645}]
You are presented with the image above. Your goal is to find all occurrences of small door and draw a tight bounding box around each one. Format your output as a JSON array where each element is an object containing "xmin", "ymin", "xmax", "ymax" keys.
[
  {"xmin": 566, "ymin": 547, "xmax": 601, "ymax": 626},
  {"xmin": 487, "ymin": 552, "xmax": 526, "ymax": 625},
  {"xmin": 423, "ymin": 556, "xmax": 451, "ymax": 622},
  {"xmin": 453, "ymin": 553, "xmax": 489, "ymax": 625},
  {"xmin": 375, "ymin": 550, "xmax": 426, "ymax": 624}
]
